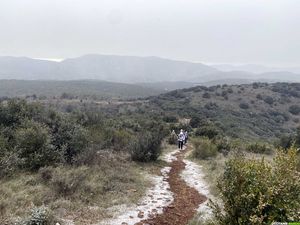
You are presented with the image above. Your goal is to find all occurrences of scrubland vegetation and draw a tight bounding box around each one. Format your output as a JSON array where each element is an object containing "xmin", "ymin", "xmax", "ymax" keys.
[
  {"xmin": 1, "ymin": 82, "xmax": 300, "ymax": 224},
  {"xmin": 0, "ymin": 99, "xmax": 165, "ymax": 224}
]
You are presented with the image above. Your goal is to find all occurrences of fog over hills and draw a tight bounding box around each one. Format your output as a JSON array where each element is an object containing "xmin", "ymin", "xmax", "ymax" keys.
[
  {"xmin": 0, "ymin": 54, "xmax": 300, "ymax": 86},
  {"xmin": 213, "ymin": 64, "xmax": 300, "ymax": 75}
]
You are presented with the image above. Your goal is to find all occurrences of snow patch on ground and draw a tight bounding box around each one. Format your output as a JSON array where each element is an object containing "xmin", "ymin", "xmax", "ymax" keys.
[
  {"xmin": 162, "ymin": 148, "xmax": 180, "ymax": 163},
  {"xmin": 98, "ymin": 169, "xmax": 173, "ymax": 225},
  {"xmin": 181, "ymin": 159, "xmax": 213, "ymax": 221},
  {"xmin": 97, "ymin": 149, "xmax": 181, "ymax": 225}
]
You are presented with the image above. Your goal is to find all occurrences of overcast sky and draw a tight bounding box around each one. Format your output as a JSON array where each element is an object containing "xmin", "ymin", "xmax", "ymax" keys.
[{"xmin": 0, "ymin": 0, "xmax": 300, "ymax": 66}]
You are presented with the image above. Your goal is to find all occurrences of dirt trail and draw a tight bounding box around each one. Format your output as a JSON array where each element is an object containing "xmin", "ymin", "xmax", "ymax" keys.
[{"xmin": 136, "ymin": 147, "xmax": 207, "ymax": 225}]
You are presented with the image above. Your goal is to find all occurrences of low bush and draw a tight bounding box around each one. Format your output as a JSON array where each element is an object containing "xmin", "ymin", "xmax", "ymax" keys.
[
  {"xmin": 202, "ymin": 92, "xmax": 211, "ymax": 98},
  {"xmin": 192, "ymin": 137, "xmax": 218, "ymax": 159},
  {"xmin": 239, "ymin": 102, "xmax": 249, "ymax": 109},
  {"xmin": 163, "ymin": 115, "xmax": 178, "ymax": 123},
  {"xmin": 264, "ymin": 96, "xmax": 274, "ymax": 105},
  {"xmin": 0, "ymin": 152, "xmax": 23, "ymax": 178},
  {"xmin": 214, "ymin": 137, "xmax": 232, "ymax": 155},
  {"xmin": 195, "ymin": 124, "xmax": 219, "ymax": 139},
  {"xmin": 15, "ymin": 120, "xmax": 60, "ymax": 171},
  {"xmin": 17, "ymin": 206, "xmax": 56, "ymax": 225},
  {"xmin": 246, "ymin": 142, "xmax": 272, "ymax": 154},
  {"xmin": 211, "ymin": 148, "xmax": 300, "ymax": 225},
  {"xmin": 289, "ymin": 105, "xmax": 300, "ymax": 115},
  {"xmin": 130, "ymin": 131, "xmax": 162, "ymax": 162},
  {"xmin": 275, "ymin": 134, "xmax": 294, "ymax": 150},
  {"xmin": 256, "ymin": 94, "xmax": 263, "ymax": 100},
  {"xmin": 50, "ymin": 166, "xmax": 88, "ymax": 197}
]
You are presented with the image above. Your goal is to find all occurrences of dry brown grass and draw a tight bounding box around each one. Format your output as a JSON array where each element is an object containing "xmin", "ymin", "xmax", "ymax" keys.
[{"xmin": 0, "ymin": 151, "xmax": 156, "ymax": 225}]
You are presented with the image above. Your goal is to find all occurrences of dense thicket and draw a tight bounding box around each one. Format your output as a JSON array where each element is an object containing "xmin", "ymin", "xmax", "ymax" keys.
[
  {"xmin": 0, "ymin": 100, "xmax": 88, "ymax": 176},
  {"xmin": 0, "ymin": 99, "xmax": 167, "ymax": 178}
]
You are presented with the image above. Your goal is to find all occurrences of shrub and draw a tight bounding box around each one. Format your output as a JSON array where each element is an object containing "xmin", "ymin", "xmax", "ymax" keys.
[
  {"xmin": 276, "ymin": 134, "xmax": 294, "ymax": 150},
  {"xmin": 294, "ymin": 127, "xmax": 300, "ymax": 148},
  {"xmin": 195, "ymin": 124, "xmax": 219, "ymax": 139},
  {"xmin": 289, "ymin": 105, "xmax": 300, "ymax": 115},
  {"xmin": 256, "ymin": 94, "xmax": 263, "ymax": 100},
  {"xmin": 38, "ymin": 167, "xmax": 53, "ymax": 183},
  {"xmin": 246, "ymin": 142, "xmax": 272, "ymax": 155},
  {"xmin": 51, "ymin": 118, "xmax": 89, "ymax": 163},
  {"xmin": 0, "ymin": 152, "xmax": 23, "ymax": 178},
  {"xmin": 18, "ymin": 206, "xmax": 56, "ymax": 225},
  {"xmin": 111, "ymin": 129, "xmax": 133, "ymax": 151},
  {"xmin": 214, "ymin": 137, "xmax": 231, "ymax": 155},
  {"xmin": 192, "ymin": 137, "xmax": 217, "ymax": 159},
  {"xmin": 253, "ymin": 82, "xmax": 260, "ymax": 89},
  {"xmin": 239, "ymin": 102, "xmax": 249, "ymax": 109},
  {"xmin": 202, "ymin": 92, "xmax": 211, "ymax": 98},
  {"xmin": 130, "ymin": 131, "xmax": 162, "ymax": 162},
  {"xmin": 15, "ymin": 120, "xmax": 60, "ymax": 171},
  {"xmin": 163, "ymin": 115, "xmax": 178, "ymax": 123},
  {"xmin": 264, "ymin": 96, "xmax": 274, "ymax": 105},
  {"xmin": 190, "ymin": 115, "xmax": 202, "ymax": 128},
  {"xmin": 50, "ymin": 166, "xmax": 88, "ymax": 197},
  {"xmin": 211, "ymin": 148, "xmax": 300, "ymax": 225}
]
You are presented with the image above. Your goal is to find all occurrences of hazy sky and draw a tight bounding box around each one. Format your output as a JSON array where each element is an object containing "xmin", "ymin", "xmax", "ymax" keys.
[{"xmin": 1, "ymin": 0, "xmax": 300, "ymax": 66}]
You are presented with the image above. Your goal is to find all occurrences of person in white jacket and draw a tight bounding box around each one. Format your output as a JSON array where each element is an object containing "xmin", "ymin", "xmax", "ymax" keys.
[{"xmin": 178, "ymin": 129, "xmax": 185, "ymax": 150}]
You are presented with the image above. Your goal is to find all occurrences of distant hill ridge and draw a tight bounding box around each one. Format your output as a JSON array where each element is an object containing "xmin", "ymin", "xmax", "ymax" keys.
[{"xmin": 0, "ymin": 54, "xmax": 299, "ymax": 83}]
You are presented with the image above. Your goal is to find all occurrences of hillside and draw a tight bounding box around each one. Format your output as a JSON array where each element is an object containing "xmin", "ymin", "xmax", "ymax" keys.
[
  {"xmin": 149, "ymin": 82, "xmax": 300, "ymax": 140},
  {"xmin": 0, "ymin": 80, "xmax": 164, "ymax": 99}
]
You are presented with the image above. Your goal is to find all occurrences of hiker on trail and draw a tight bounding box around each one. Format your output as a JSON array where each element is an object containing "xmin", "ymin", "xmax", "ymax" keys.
[
  {"xmin": 178, "ymin": 129, "xmax": 185, "ymax": 150},
  {"xmin": 184, "ymin": 131, "xmax": 188, "ymax": 144},
  {"xmin": 171, "ymin": 130, "xmax": 176, "ymax": 136},
  {"xmin": 169, "ymin": 130, "xmax": 178, "ymax": 145}
]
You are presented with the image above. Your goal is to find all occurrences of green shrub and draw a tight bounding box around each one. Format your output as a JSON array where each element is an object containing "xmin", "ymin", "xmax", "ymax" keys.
[
  {"xmin": 15, "ymin": 120, "xmax": 61, "ymax": 171},
  {"xmin": 256, "ymin": 94, "xmax": 263, "ymax": 100},
  {"xmin": 195, "ymin": 124, "xmax": 219, "ymax": 139},
  {"xmin": 111, "ymin": 129, "xmax": 133, "ymax": 151},
  {"xmin": 192, "ymin": 137, "xmax": 218, "ymax": 159},
  {"xmin": 239, "ymin": 102, "xmax": 249, "ymax": 109},
  {"xmin": 163, "ymin": 115, "xmax": 178, "ymax": 123},
  {"xmin": 211, "ymin": 148, "xmax": 300, "ymax": 225},
  {"xmin": 264, "ymin": 96, "xmax": 274, "ymax": 105},
  {"xmin": 52, "ymin": 119, "xmax": 88, "ymax": 163},
  {"xmin": 289, "ymin": 105, "xmax": 300, "ymax": 115},
  {"xmin": 190, "ymin": 115, "xmax": 204, "ymax": 128},
  {"xmin": 202, "ymin": 92, "xmax": 211, "ymax": 98},
  {"xmin": 214, "ymin": 137, "xmax": 231, "ymax": 155},
  {"xmin": 246, "ymin": 142, "xmax": 272, "ymax": 155},
  {"xmin": 130, "ymin": 131, "xmax": 162, "ymax": 162},
  {"xmin": 275, "ymin": 134, "xmax": 294, "ymax": 149}
]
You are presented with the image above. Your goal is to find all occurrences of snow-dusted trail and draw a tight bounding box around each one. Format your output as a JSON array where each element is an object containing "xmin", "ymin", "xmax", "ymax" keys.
[{"xmin": 99, "ymin": 146, "xmax": 211, "ymax": 225}]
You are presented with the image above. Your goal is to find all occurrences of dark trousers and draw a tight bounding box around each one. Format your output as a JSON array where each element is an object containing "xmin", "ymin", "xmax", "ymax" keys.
[{"xmin": 178, "ymin": 141, "xmax": 183, "ymax": 149}]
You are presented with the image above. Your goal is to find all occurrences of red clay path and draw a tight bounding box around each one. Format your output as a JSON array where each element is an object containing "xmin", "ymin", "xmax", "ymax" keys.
[{"xmin": 136, "ymin": 147, "xmax": 207, "ymax": 225}]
